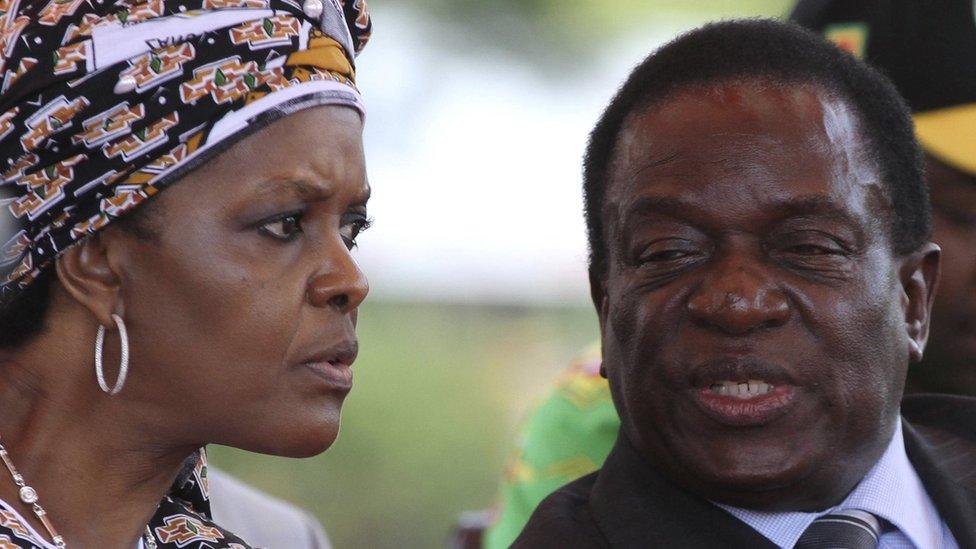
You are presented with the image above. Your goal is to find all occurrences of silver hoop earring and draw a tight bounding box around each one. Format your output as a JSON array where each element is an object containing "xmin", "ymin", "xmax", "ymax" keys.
[{"xmin": 95, "ymin": 313, "xmax": 129, "ymax": 395}]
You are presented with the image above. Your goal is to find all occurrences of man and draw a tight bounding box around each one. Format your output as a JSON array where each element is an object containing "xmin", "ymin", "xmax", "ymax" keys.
[
  {"xmin": 514, "ymin": 19, "xmax": 974, "ymax": 547},
  {"xmin": 486, "ymin": 2, "xmax": 976, "ymax": 546}
]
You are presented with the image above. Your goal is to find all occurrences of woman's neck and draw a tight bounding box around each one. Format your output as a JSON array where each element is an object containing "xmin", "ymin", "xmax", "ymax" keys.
[{"xmin": 0, "ymin": 350, "xmax": 197, "ymax": 548}]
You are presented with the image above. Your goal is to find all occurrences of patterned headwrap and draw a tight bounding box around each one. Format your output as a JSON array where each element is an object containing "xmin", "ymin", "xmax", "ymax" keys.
[{"xmin": 0, "ymin": 0, "xmax": 372, "ymax": 308}]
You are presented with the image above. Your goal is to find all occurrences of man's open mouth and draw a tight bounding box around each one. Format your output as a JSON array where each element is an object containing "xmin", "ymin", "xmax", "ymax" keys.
[
  {"xmin": 707, "ymin": 380, "xmax": 775, "ymax": 399},
  {"xmin": 690, "ymin": 358, "xmax": 799, "ymax": 426}
]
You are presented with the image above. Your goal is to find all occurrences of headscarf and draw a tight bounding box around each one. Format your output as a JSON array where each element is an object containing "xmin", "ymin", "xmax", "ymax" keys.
[{"xmin": 0, "ymin": 0, "xmax": 372, "ymax": 308}]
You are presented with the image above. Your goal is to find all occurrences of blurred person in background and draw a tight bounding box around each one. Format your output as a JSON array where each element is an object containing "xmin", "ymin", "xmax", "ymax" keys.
[
  {"xmin": 483, "ymin": 1, "xmax": 976, "ymax": 546},
  {"xmin": 0, "ymin": 0, "xmax": 371, "ymax": 547},
  {"xmin": 482, "ymin": 344, "xmax": 615, "ymax": 548},
  {"xmin": 209, "ymin": 468, "xmax": 332, "ymax": 548}
]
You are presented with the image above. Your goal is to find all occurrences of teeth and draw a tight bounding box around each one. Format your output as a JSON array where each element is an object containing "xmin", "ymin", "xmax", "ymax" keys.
[{"xmin": 709, "ymin": 379, "xmax": 773, "ymax": 399}]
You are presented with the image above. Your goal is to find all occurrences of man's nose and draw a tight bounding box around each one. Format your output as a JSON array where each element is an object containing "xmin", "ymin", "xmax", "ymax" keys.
[
  {"xmin": 306, "ymin": 241, "xmax": 369, "ymax": 314},
  {"xmin": 686, "ymin": 253, "xmax": 790, "ymax": 335}
]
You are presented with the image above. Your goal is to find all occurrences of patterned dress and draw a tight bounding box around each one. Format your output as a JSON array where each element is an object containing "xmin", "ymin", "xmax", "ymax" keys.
[{"xmin": 0, "ymin": 449, "xmax": 257, "ymax": 548}]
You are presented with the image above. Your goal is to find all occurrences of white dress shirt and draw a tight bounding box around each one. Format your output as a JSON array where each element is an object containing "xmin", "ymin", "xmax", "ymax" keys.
[{"xmin": 717, "ymin": 418, "xmax": 959, "ymax": 548}]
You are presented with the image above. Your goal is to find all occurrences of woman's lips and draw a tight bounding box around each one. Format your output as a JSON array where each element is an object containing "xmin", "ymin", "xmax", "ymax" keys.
[
  {"xmin": 693, "ymin": 382, "xmax": 796, "ymax": 427},
  {"xmin": 298, "ymin": 341, "xmax": 357, "ymax": 391},
  {"xmin": 302, "ymin": 359, "xmax": 353, "ymax": 391}
]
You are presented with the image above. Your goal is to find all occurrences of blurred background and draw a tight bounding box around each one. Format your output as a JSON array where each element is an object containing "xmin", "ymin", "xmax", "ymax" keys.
[{"xmin": 209, "ymin": 1, "xmax": 794, "ymax": 547}]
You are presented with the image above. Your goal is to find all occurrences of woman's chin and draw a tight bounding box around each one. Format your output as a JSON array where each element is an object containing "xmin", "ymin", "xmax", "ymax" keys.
[
  {"xmin": 282, "ymin": 433, "xmax": 339, "ymax": 458},
  {"xmin": 282, "ymin": 418, "xmax": 342, "ymax": 457},
  {"xmin": 232, "ymin": 414, "xmax": 343, "ymax": 458}
]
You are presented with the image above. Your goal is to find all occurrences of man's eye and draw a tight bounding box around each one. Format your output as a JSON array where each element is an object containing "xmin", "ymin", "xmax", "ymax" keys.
[
  {"xmin": 789, "ymin": 244, "xmax": 831, "ymax": 255},
  {"xmin": 786, "ymin": 243, "xmax": 843, "ymax": 256},
  {"xmin": 637, "ymin": 239, "xmax": 702, "ymax": 266},
  {"xmin": 259, "ymin": 213, "xmax": 304, "ymax": 241},
  {"xmin": 642, "ymin": 249, "xmax": 694, "ymax": 263},
  {"xmin": 340, "ymin": 215, "xmax": 372, "ymax": 250}
]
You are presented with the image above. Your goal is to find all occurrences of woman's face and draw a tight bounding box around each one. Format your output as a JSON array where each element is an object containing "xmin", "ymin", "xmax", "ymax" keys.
[{"xmin": 107, "ymin": 106, "xmax": 370, "ymax": 457}]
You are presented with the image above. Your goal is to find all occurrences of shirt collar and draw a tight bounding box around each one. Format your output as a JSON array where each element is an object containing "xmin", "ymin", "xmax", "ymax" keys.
[{"xmin": 716, "ymin": 417, "xmax": 945, "ymax": 548}]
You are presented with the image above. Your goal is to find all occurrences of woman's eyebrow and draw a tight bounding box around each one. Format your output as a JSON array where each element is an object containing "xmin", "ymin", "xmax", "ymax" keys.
[{"xmin": 250, "ymin": 177, "xmax": 334, "ymax": 202}]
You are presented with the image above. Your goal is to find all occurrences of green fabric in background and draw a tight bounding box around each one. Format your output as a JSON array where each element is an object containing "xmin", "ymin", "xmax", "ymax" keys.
[{"xmin": 484, "ymin": 345, "xmax": 620, "ymax": 549}]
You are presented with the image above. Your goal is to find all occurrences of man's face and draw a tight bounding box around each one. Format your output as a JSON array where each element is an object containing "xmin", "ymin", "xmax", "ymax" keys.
[
  {"xmin": 909, "ymin": 157, "xmax": 976, "ymax": 393},
  {"xmin": 596, "ymin": 82, "xmax": 935, "ymax": 511}
]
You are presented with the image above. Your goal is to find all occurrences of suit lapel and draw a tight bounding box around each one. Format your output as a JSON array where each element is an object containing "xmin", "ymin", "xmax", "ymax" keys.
[
  {"xmin": 583, "ymin": 397, "xmax": 976, "ymax": 547},
  {"xmin": 588, "ymin": 433, "xmax": 778, "ymax": 548},
  {"xmin": 902, "ymin": 414, "xmax": 976, "ymax": 548}
]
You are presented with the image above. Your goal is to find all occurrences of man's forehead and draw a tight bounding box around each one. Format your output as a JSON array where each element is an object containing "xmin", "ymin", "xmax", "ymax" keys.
[
  {"xmin": 612, "ymin": 82, "xmax": 876, "ymax": 186},
  {"xmin": 603, "ymin": 80, "xmax": 887, "ymax": 234},
  {"xmin": 616, "ymin": 81, "xmax": 857, "ymax": 155},
  {"xmin": 641, "ymin": 81, "xmax": 830, "ymax": 125}
]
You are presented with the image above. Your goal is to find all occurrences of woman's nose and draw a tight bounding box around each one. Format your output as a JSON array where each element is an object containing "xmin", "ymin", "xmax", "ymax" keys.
[{"xmin": 306, "ymin": 244, "xmax": 369, "ymax": 313}]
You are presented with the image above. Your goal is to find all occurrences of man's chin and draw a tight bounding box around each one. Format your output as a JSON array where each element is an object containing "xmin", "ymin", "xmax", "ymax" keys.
[
  {"xmin": 694, "ymin": 457, "xmax": 807, "ymax": 490},
  {"xmin": 654, "ymin": 439, "xmax": 838, "ymax": 511},
  {"xmin": 681, "ymin": 463, "xmax": 848, "ymax": 512}
]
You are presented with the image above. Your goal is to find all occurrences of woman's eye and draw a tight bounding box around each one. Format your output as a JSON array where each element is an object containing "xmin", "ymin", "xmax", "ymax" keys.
[
  {"xmin": 340, "ymin": 215, "xmax": 372, "ymax": 250},
  {"xmin": 259, "ymin": 213, "xmax": 304, "ymax": 241}
]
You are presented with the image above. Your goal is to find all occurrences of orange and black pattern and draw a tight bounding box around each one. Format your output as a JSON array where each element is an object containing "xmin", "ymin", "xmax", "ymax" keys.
[{"xmin": 0, "ymin": 0, "xmax": 372, "ymax": 308}]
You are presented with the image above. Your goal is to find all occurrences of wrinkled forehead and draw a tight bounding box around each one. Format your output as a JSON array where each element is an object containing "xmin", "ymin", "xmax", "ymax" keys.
[
  {"xmin": 606, "ymin": 79, "xmax": 887, "ymax": 219},
  {"xmin": 616, "ymin": 80, "xmax": 869, "ymax": 170}
]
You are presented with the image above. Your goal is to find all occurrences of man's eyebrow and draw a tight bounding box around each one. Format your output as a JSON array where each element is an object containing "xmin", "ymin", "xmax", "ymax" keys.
[
  {"xmin": 623, "ymin": 195, "xmax": 698, "ymax": 220},
  {"xmin": 767, "ymin": 195, "xmax": 862, "ymax": 222}
]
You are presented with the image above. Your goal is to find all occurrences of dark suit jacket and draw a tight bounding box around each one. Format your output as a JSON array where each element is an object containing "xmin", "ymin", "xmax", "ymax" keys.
[{"xmin": 513, "ymin": 394, "xmax": 976, "ymax": 548}]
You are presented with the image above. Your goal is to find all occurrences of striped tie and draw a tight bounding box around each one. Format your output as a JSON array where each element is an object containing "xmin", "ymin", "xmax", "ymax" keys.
[{"xmin": 794, "ymin": 509, "xmax": 881, "ymax": 549}]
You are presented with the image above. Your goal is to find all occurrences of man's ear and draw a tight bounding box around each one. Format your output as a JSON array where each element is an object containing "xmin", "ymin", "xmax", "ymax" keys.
[
  {"xmin": 589, "ymin": 266, "xmax": 609, "ymax": 378},
  {"xmin": 55, "ymin": 234, "xmax": 123, "ymax": 327},
  {"xmin": 900, "ymin": 242, "xmax": 941, "ymax": 363}
]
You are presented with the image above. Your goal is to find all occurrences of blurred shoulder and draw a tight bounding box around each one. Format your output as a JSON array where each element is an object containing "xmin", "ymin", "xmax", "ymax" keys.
[
  {"xmin": 511, "ymin": 472, "xmax": 608, "ymax": 549},
  {"xmin": 208, "ymin": 467, "xmax": 331, "ymax": 549},
  {"xmin": 902, "ymin": 393, "xmax": 976, "ymax": 435}
]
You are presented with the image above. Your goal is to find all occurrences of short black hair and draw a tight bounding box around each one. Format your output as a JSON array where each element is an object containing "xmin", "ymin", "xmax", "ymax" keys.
[{"xmin": 583, "ymin": 19, "xmax": 929, "ymax": 279}]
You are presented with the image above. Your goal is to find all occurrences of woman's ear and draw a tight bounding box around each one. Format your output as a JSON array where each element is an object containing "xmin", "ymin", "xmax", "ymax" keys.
[
  {"xmin": 900, "ymin": 242, "xmax": 941, "ymax": 363},
  {"xmin": 55, "ymin": 234, "xmax": 123, "ymax": 327}
]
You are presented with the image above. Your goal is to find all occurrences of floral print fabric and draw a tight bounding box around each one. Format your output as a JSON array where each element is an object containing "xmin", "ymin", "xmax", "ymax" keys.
[{"xmin": 0, "ymin": 0, "xmax": 372, "ymax": 308}]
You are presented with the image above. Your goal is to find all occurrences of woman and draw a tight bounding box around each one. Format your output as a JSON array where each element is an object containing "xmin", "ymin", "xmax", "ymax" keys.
[{"xmin": 0, "ymin": 0, "xmax": 372, "ymax": 547}]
